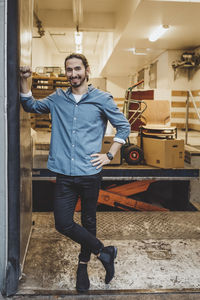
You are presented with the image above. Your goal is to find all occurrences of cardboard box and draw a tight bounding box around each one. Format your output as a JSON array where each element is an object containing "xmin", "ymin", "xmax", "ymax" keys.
[
  {"xmin": 139, "ymin": 137, "xmax": 184, "ymax": 168},
  {"xmin": 101, "ymin": 136, "xmax": 121, "ymax": 165}
]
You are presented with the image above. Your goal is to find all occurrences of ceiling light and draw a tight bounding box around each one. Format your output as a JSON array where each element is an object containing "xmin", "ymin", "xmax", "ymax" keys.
[
  {"xmin": 149, "ymin": 25, "xmax": 169, "ymax": 42},
  {"xmin": 74, "ymin": 31, "xmax": 83, "ymax": 45},
  {"xmin": 76, "ymin": 44, "xmax": 82, "ymax": 54},
  {"xmin": 132, "ymin": 48, "xmax": 147, "ymax": 55},
  {"xmin": 126, "ymin": 48, "xmax": 148, "ymax": 55}
]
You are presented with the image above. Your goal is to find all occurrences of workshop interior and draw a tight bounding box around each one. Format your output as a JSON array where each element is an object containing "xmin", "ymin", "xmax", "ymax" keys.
[{"xmin": 1, "ymin": 0, "xmax": 200, "ymax": 297}]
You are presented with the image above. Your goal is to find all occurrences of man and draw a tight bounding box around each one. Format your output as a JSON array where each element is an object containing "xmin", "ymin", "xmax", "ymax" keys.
[{"xmin": 20, "ymin": 53, "xmax": 130, "ymax": 292}]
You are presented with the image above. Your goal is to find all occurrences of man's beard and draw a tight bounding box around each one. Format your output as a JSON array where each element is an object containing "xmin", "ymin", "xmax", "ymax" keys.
[{"xmin": 69, "ymin": 74, "xmax": 87, "ymax": 88}]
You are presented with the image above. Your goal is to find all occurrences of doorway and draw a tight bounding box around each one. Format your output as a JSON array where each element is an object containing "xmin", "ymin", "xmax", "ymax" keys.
[{"xmin": 4, "ymin": 0, "xmax": 200, "ymax": 297}]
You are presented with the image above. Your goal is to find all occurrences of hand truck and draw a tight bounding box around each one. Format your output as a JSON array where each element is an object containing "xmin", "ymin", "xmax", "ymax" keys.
[{"xmin": 122, "ymin": 80, "xmax": 147, "ymax": 165}]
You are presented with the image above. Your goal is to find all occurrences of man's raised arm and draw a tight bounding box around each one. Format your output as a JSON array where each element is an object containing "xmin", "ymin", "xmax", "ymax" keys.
[{"xmin": 20, "ymin": 66, "xmax": 32, "ymax": 94}]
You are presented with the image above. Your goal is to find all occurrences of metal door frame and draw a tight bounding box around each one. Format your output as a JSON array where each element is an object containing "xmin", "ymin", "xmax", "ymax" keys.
[{"xmin": 2, "ymin": 0, "xmax": 20, "ymax": 296}]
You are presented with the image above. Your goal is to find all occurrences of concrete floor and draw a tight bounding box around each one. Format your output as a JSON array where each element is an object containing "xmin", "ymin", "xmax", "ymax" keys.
[{"xmin": 17, "ymin": 212, "xmax": 200, "ymax": 297}]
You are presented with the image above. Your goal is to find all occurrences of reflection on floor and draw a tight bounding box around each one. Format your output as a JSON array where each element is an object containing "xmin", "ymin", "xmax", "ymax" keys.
[{"xmin": 18, "ymin": 212, "xmax": 200, "ymax": 294}]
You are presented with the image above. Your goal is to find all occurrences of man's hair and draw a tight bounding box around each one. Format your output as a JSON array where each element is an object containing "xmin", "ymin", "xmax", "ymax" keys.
[{"xmin": 64, "ymin": 53, "xmax": 89, "ymax": 70}]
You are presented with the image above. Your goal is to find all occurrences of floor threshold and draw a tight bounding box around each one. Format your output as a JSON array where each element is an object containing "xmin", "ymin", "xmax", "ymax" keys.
[
  {"xmin": 13, "ymin": 289, "xmax": 200, "ymax": 300},
  {"xmin": 16, "ymin": 287, "xmax": 200, "ymax": 295}
]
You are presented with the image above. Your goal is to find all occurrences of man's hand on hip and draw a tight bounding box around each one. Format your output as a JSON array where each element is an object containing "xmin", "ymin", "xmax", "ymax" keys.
[{"xmin": 90, "ymin": 153, "xmax": 111, "ymax": 169}]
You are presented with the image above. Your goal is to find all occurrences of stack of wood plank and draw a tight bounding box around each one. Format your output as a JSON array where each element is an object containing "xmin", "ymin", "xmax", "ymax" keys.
[
  {"xmin": 30, "ymin": 113, "xmax": 51, "ymax": 131},
  {"xmin": 31, "ymin": 75, "xmax": 70, "ymax": 131},
  {"xmin": 32, "ymin": 75, "xmax": 70, "ymax": 92}
]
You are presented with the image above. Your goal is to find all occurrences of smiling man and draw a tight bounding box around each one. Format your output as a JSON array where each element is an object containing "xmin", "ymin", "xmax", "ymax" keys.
[{"xmin": 20, "ymin": 53, "xmax": 130, "ymax": 292}]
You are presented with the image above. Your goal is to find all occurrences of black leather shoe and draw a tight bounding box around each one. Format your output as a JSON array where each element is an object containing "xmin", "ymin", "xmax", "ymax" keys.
[
  {"xmin": 76, "ymin": 263, "xmax": 90, "ymax": 292},
  {"xmin": 97, "ymin": 246, "xmax": 117, "ymax": 284}
]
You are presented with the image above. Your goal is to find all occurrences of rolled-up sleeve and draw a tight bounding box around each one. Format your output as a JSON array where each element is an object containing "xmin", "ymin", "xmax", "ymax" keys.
[
  {"xmin": 20, "ymin": 92, "xmax": 54, "ymax": 114},
  {"xmin": 103, "ymin": 95, "xmax": 131, "ymax": 142}
]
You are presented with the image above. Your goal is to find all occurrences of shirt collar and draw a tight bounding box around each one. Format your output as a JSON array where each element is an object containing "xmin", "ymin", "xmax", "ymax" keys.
[{"xmin": 66, "ymin": 84, "xmax": 95, "ymax": 96}]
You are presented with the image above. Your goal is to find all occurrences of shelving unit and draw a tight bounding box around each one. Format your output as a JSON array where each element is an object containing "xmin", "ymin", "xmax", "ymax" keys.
[{"xmin": 31, "ymin": 75, "xmax": 70, "ymax": 131}]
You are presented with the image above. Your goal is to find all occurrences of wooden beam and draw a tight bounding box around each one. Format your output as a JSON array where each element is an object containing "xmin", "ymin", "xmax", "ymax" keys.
[
  {"xmin": 107, "ymin": 180, "xmax": 155, "ymax": 196},
  {"xmin": 171, "ymin": 91, "xmax": 188, "ymax": 97},
  {"xmin": 191, "ymin": 90, "xmax": 200, "ymax": 97},
  {"xmin": 171, "ymin": 112, "xmax": 198, "ymax": 119},
  {"xmin": 171, "ymin": 101, "xmax": 200, "ymax": 108},
  {"xmin": 98, "ymin": 190, "xmax": 168, "ymax": 211}
]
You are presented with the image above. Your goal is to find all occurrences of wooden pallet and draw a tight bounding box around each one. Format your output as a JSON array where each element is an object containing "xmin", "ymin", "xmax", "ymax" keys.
[
  {"xmin": 31, "ymin": 75, "xmax": 70, "ymax": 131},
  {"xmin": 32, "ymin": 75, "xmax": 70, "ymax": 91}
]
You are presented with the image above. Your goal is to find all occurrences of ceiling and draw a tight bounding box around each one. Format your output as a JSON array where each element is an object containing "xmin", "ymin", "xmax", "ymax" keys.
[{"xmin": 33, "ymin": 0, "xmax": 200, "ymax": 77}]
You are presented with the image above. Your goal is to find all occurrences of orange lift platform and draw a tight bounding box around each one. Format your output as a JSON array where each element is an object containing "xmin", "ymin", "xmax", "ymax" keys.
[{"xmin": 75, "ymin": 180, "xmax": 168, "ymax": 212}]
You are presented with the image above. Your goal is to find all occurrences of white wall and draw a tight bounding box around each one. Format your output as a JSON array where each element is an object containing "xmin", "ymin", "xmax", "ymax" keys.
[
  {"xmin": 106, "ymin": 76, "xmax": 130, "ymax": 97},
  {"xmin": 168, "ymin": 50, "xmax": 190, "ymax": 91},
  {"xmin": 98, "ymin": 32, "xmax": 114, "ymax": 75},
  {"xmin": 133, "ymin": 49, "xmax": 200, "ymax": 130},
  {"xmin": 32, "ymin": 37, "xmax": 52, "ymax": 71},
  {"xmin": 190, "ymin": 46, "xmax": 200, "ymax": 90},
  {"xmin": 114, "ymin": 0, "xmax": 141, "ymax": 47},
  {"xmin": 90, "ymin": 77, "xmax": 106, "ymax": 91},
  {"xmin": 51, "ymin": 53, "xmax": 67, "ymax": 70},
  {"xmin": 157, "ymin": 51, "xmax": 169, "ymax": 90},
  {"xmin": 133, "ymin": 50, "xmax": 192, "ymax": 101},
  {"xmin": 32, "ymin": 38, "xmax": 107, "ymax": 77},
  {"xmin": 191, "ymin": 68, "xmax": 200, "ymax": 91},
  {"xmin": 151, "ymin": 51, "xmax": 171, "ymax": 100}
]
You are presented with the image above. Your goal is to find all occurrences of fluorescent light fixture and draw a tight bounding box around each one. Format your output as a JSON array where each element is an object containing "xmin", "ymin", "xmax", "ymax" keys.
[
  {"xmin": 149, "ymin": 25, "xmax": 169, "ymax": 42},
  {"xmin": 74, "ymin": 31, "xmax": 83, "ymax": 53},
  {"xmin": 132, "ymin": 48, "xmax": 147, "ymax": 55},
  {"xmin": 74, "ymin": 31, "xmax": 83, "ymax": 45},
  {"xmin": 76, "ymin": 44, "xmax": 82, "ymax": 54},
  {"xmin": 126, "ymin": 48, "xmax": 149, "ymax": 55}
]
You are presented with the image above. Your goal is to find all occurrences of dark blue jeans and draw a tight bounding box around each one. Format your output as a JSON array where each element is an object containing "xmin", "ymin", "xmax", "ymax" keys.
[{"xmin": 54, "ymin": 172, "xmax": 104, "ymax": 262}]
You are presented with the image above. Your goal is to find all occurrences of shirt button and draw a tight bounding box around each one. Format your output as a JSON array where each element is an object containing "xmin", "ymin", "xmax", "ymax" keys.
[
  {"xmin": 72, "ymin": 144, "xmax": 75, "ymax": 147},
  {"xmin": 73, "ymin": 130, "xmax": 75, "ymax": 133},
  {"xmin": 72, "ymin": 158, "xmax": 74, "ymax": 161},
  {"xmin": 74, "ymin": 117, "xmax": 76, "ymax": 120}
]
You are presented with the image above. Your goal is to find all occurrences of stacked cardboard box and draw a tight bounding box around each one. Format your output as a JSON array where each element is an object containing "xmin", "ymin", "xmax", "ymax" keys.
[{"xmin": 138, "ymin": 137, "xmax": 184, "ymax": 168}]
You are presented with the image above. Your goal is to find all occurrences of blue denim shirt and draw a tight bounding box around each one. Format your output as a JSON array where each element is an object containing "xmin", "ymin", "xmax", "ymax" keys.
[{"xmin": 20, "ymin": 85, "xmax": 130, "ymax": 175}]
